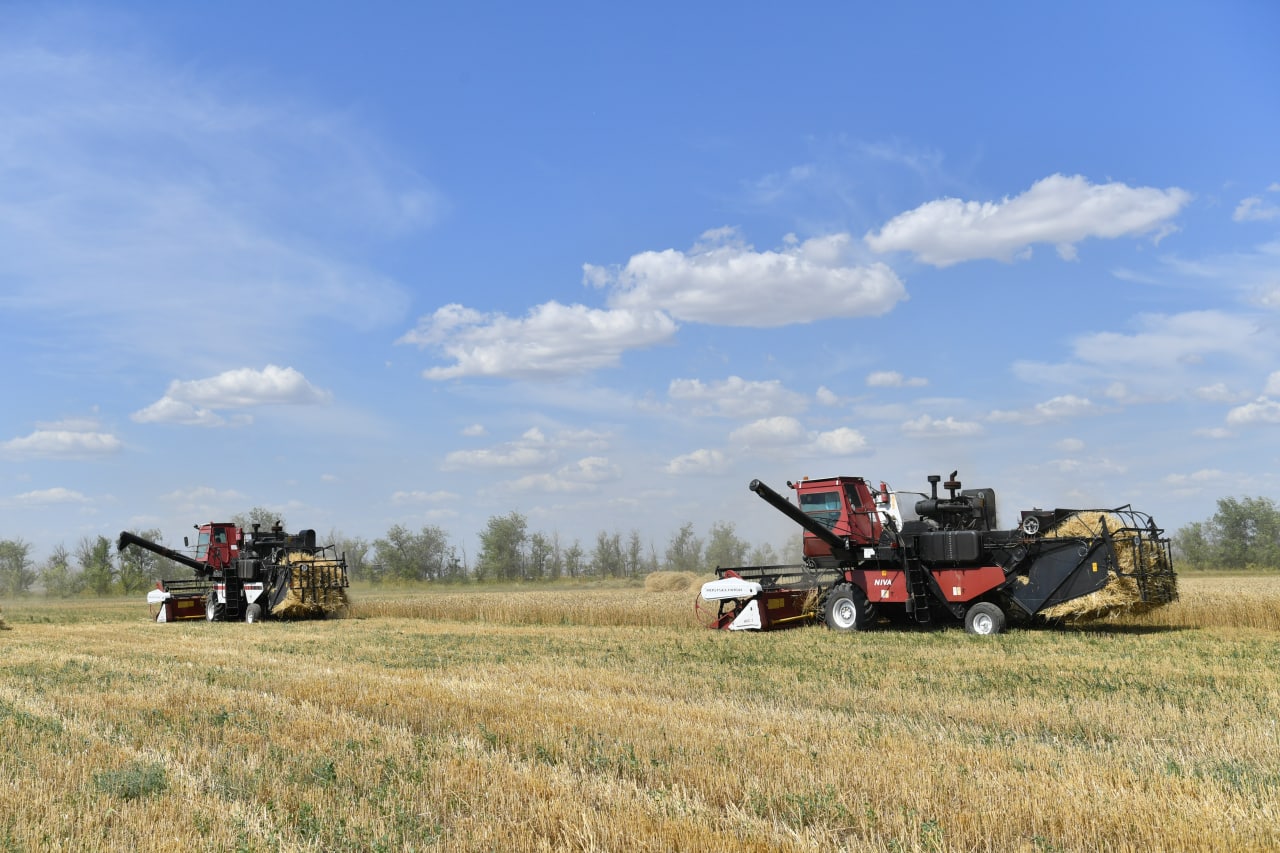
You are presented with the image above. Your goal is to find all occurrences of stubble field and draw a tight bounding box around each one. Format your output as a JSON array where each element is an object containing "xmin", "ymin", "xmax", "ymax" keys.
[{"xmin": 1, "ymin": 575, "xmax": 1277, "ymax": 852}]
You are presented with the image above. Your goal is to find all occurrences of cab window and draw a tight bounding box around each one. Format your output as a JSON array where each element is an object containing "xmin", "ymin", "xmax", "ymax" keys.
[{"xmin": 800, "ymin": 490, "xmax": 842, "ymax": 530}]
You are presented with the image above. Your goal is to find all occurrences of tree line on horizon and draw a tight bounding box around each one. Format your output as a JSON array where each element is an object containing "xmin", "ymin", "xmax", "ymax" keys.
[
  {"xmin": 6, "ymin": 493, "xmax": 1278, "ymax": 598},
  {"xmin": 0, "ymin": 509, "xmax": 792, "ymax": 597}
]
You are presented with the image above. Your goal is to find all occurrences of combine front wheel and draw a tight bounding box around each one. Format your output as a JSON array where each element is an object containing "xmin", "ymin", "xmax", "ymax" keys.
[
  {"xmin": 244, "ymin": 603, "xmax": 263, "ymax": 623},
  {"xmin": 965, "ymin": 602, "xmax": 1006, "ymax": 636},
  {"xmin": 205, "ymin": 595, "xmax": 225, "ymax": 623},
  {"xmin": 824, "ymin": 585, "xmax": 874, "ymax": 632}
]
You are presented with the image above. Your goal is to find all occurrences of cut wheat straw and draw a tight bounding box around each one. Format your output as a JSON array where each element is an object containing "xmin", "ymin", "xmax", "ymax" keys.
[{"xmin": 1039, "ymin": 511, "xmax": 1178, "ymax": 622}]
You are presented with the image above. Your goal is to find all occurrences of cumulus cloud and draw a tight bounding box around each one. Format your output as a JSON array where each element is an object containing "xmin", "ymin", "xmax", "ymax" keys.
[
  {"xmin": 1234, "ymin": 197, "xmax": 1280, "ymax": 222},
  {"xmin": 664, "ymin": 448, "xmax": 728, "ymax": 475},
  {"xmin": 3, "ymin": 427, "xmax": 122, "ymax": 459},
  {"xmin": 728, "ymin": 417, "xmax": 870, "ymax": 457},
  {"xmin": 1226, "ymin": 397, "xmax": 1280, "ymax": 426},
  {"xmin": 668, "ymin": 376, "xmax": 807, "ymax": 419},
  {"xmin": 865, "ymin": 174, "xmax": 1190, "ymax": 266},
  {"xmin": 390, "ymin": 490, "xmax": 458, "ymax": 505},
  {"xmin": 815, "ymin": 386, "xmax": 841, "ymax": 406},
  {"xmin": 588, "ymin": 228, "xmax": 907, "ymax": 327},
  {"xmin": 988, "ymin": 395, "xmax": 1104, "ymax": 425},
  {"xmin": 505, "ymin": 456, "xmax": 623, "ymax": 493},
  {"xmin": 13, "ymin": 487, "xmax": 90, "ymax": 506},
  {"xmin": 1013, "ymin": 310, "xmax": 1274, "ymax": 396},
  {"xmin": 901, "ymin": 415, "xmax": 984, "ymax": 437},
  {"xmin": 399, "ymin": 301, "xmax": 676, "ymax": 380},
  {"xmin": 441, "ymin": 426, "xmax": 607, "ymax": 470},
  {"xmin": 729, "ymin": 416, "xmax": 809, "ymax": 447},
  {"xmin": 1266, "ymin": 371, "xmax": 1280, "ymax": 396},
  {"xmin": 866, "ymin": 370, "xmax": 928, "ymax": 388},
  {"xmin": 132, "ymin": 365, "xmax": 330, "ymax": 426}
]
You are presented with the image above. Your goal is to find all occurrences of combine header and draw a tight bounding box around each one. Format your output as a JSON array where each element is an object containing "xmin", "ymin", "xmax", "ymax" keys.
[
  {"xmin": 119, "ymin": 521, "xmax": 350, "ymax": 623},
  {"xmin": 698, "ymin": 472, "xmax": 1177, "ymax": 634}
]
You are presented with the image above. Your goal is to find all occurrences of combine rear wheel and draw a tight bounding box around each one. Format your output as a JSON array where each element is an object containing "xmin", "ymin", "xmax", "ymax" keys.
[
  {"xmin": 965, "ymin": 602, "xmax": 1006, "ymax": 636},
  {"xmin": 823, "ymin": 585, "xmax": 874, "ymax": 631},
  {"xmin": 244, "ymin": 603, "xmax": 263, "ymax": 623}
]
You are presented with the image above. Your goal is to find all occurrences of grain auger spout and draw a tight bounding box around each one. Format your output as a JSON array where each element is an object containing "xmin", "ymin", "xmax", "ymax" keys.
[{"xmin": 697, "ymin": 471, "xmax": 1177, "ymax": 634}]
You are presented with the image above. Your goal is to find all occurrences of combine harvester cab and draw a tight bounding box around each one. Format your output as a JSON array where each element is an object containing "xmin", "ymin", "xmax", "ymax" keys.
[
  {"xmin": 697, "ymin": 472, "xmax": 1177, "ymax": 634},
  {"xmin": 121, "ymin": 522, "xmax": 350, "ymax": 623}
]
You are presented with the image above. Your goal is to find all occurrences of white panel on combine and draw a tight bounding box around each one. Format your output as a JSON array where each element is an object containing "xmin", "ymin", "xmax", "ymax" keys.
[
  {"xmin": 244, "ymin": 583, "xmax": 265, "ymax": 604},
  {"xmin": 700, "ymin": 577, "xmax": 763, "ymax": 601},
  {"xmin": 729, "ymin": 599, "xmax": 762, "ymax": 630}
]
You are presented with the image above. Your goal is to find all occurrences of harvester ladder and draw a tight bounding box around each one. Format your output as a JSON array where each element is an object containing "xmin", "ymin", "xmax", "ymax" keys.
[{"xmin": 905, "ymin": 561, "xmax": 933, "ymax": 625}]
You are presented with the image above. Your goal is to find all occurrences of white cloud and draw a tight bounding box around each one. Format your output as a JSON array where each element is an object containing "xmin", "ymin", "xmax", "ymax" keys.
[
  {"xmin": 1193, "ymin": 427, "xmax": 1232, "ymax": 439},
  {"xmin": 1056, "ymin": 438, "xmax": 1085, "ymax": 452},
  {"xmin": 1265, "ymin": 371, "xmax": 1280, "ymax": 396},
  {"xmin": 1163, "ymin": 469, "xmax": 1225, "ymax": 486},
  {"xmin": 1234, "ymin": 197, "xmax": 1280, "ymax": 222},
  {"xmin": 1226, "ymin": 397, "xmax": 1280, "ymax": 426},
  {"xmin": 133, "ymin": 365, "xmax": 330, "ymax": 425},
  {"xmin": 505, "ymin": 457, "xmax": 622, "ymax": 493},
  {"xmin": 664, "ymin": 448, "xmax": 728, "ymax": 476},
  {"xmin": 589, "ymin": 228, "xmax": 907, "ymax": 327},
  {"xmin": 1195, "ymin": 383, "xmax": 1250, "ymax": 404},
  {"xmin": 1013, "ymin": 311, "xmax": 1274, "ymax": 396},
  {"xmin": 901, "ymin": 415, "xmax": 984, "ymax": 437},
  {"xmin": 988, "ymin": 395, "xmax": 1103, "ymax": 425},
  {"xmin": 812, "ymin": 427, "xmax": 870, "ymax": 455},
  {"xmin": 729, "ymin": 416, "xmax": 808, "ymax": 446},
  {"xmin": 726, "ymin": 417, "xmax": 870, "ymax": 457},
  {"xmin": 866, "ymin": 370, "xmax": 928, "ymax": 388},
  {"xmin": 815, "ymin": 386, "xmax": 841, "ymax": 406},
  {"xmin": 400, "ymin": 301, "xmax": 677, "ymax": 380},
  {"xmin": 158, "ymin": 485, "xmax": 247, "ymax": 516},
  {"xmin": 13, "ymin": 487, "xmax": 89, "ymax": 506},
  {"xmin": 865, "ymin": 174, "xmax": 1190, "ymax": 267},
  {"xmin": 668, "ymin": 376, "xmax": 807, "ymax": 419},
  {"xmin": 2, "ymin": 428, "xmax": 122, "ymax": 459},
  {"xmin": 390, "ymin": 490, "xmax": 458, "ymax": 505},
  {"xmin": 461, "ymin": 424, "xmax": 487, "ymax": 437},
  {"xmin": 441, "ymin": 426, "xmax": 606, "ymax": 470}
]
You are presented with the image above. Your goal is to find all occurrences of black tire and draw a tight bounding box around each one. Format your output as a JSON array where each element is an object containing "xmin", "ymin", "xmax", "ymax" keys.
[
  {"xmin": 823, "ymin": 585, "xmax": 875, "ymax": 632},
  {"xmin": 244, "ymin": 603, "xmax": 263, "ymax": 623},
  {"xmin": 965, "ymin": 601, "xmax": 1006, "ymax": 636},
  {"xmin": 205, "ymin": 595, "xmax": 224, "ymax": 623}
]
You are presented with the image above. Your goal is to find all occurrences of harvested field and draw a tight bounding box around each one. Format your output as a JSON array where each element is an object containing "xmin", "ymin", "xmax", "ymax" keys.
[{"xmin": 0, "ymin": 575, "xmax": 1276, "ymax": 852}]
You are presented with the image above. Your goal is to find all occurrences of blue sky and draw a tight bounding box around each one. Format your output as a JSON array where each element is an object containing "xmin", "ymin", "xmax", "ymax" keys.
[{"xmin": 2, "ymin": 2, "xmax": 1278, "ymax": 564}]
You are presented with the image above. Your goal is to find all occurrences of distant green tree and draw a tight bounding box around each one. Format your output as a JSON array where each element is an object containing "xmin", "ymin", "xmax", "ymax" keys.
[
  {"xmin": 746, "ymin": 541, "xmax": 780, "ymax": 567},
  {"xmin": 624, "ymin": 530, "xmax": 647, "ymax": 578},
  {"xmin": 591, "ymin": 531, "xmax": 623, "ymax": 578},
  {"xmin": 40, "ymin": 545, "xmax": 83, "ymax": 598},
  {"xmin": 76, "ymin": 535, "xmax": 116, "ymax": 596},
  {"xmin": 664, "ymin": 523, "xmax": 703, "ymax": 573},
  {"xmin": 373, "ymin": 524, "xmax": 451, "ymax": 582},
  {"xmin": 562, "ymin": 540, "xmax": 585, "ymax": 579},
  {"xmin": 528, "ymin": 532, "xmax": 552, "ymax": 581},
  {"xmin": 704, "ymin": 521, "xmax": 749, "ymax": 570},
  {"xmin": 1174, "ymin": 496, "xmax": 1280, "ymax": 570},
  {"xmin": 118, "ymin": 528, "xmax": 166, "ymax": 594},
  {"xmin": 0, "ymin": 539, "xmax": 37, "ymax": 596},
  {"xmin": 232, "ymin": 507, "xmax": 286, "ymax": 533},
  {"xmin": 328, "ymin": 531, "xmax": 375, "ymax": 583},
  {"xmin": 477, "ymin": 512, "xmax": 528, "ymax": 581}
]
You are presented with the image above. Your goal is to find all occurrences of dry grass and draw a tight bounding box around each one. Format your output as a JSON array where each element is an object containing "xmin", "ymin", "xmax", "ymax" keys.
[{"xmin": 0, "ymin": 576, "xmax": 1276, "ymax": 852}]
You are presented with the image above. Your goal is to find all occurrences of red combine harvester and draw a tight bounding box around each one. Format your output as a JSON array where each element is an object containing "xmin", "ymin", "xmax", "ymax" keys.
[
  {"xmin": 119, "ymin": 521, "xmax": 349, "ymax": 623},
  {"xmin": 697, "ymin": 472, "xmax": 1177, "ymax": 635}
]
